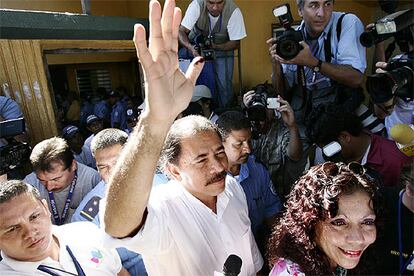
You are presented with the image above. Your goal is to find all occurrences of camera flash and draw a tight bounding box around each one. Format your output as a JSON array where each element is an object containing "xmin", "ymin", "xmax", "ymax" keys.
[{"xmin": 273, "ymin": 5, "xmax": 288, "ymax": 17}]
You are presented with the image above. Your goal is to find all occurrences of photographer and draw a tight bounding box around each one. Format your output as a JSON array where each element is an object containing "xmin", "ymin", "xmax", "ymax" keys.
[
  {"xmin": 269, "ymin": 0, "xmax": 366, "ymax": 148},
  {"xmin": 365, "ymin": 16, "xmax": 413, "ymax": 137},
  {"xmin": 243, "ymin": 90, "xmax": 303, "ymax": 200},
  {"xmin": 372, "ymin": 56, "xmax": 413, "ymax": 138},
  {"xmin": 178, "ymin": 0, "xmax": 246, "ymax": 108}
]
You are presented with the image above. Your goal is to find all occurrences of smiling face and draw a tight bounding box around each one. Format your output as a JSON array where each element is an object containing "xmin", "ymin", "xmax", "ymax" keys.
[
  {"xmin": 168, "ymin": 130, "xmax": 228, "ymax": 204},
  {"xmin": 299, "ymin": 0, "xmax": 334, "ymax": 38},
  {"xmin": 315, "ymin": 190, "xmax": 377, "ymax": 270},
  {"xmin": 0, "ymin": 193, "xmax": 53, "ymax": 262}
]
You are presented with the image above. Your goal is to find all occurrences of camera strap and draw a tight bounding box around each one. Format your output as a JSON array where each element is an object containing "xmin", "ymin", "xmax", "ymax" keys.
[
  {"xmin": 48, "ymin": 170, "xmax": 78, "ymax": 225},
  {"xmin": 324, "ymin": 13, "xmax": 348, "ymax": 63}
]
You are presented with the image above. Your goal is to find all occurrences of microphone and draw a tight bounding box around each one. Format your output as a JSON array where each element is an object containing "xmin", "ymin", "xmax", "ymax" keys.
[
  {"xmin": 390, "ymin": 124, "xmax": 414, "ymax": 157},
  {"xmin": 223, "ymin": 254, "xmax": 242, "ymax": 276}
]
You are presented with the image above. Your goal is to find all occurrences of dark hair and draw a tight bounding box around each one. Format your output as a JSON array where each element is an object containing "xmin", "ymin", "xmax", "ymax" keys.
[
  {"xmin": 216, "ymin": 111, "xmax": 251, "ymax": 140},
  {"xmin": 296, "ymin": 0, "xmax": 335, "ymax": 9},
  {"xmin": 158, "ymin": 115, "xmax": 221, "ymax": 175},
  {"xmin": 0, "ymin": 180, "xmax": 42, "ymax": 204},
  {"xmin": 181, "ymin": 102, "xmax": 204, "ymax": 117},
  {"xmin": 30, "ymin": 137, "xmax": 74, "ymax": 172},
  {"xmin": 90, "ymin": 128, "xmax": 128, "ymax": 156},
  {"xmin": 305, "ymin": 104, "xmax": 363, "ymax": 145},
  {"xmin": 267, "ymin": 162, "xmax": 381, "ymax": 274}
]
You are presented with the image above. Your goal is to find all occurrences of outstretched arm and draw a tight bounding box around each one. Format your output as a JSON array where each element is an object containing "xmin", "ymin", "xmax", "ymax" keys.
[{"xmin": 104, "ymin": 0, "xmax": 204, "ymax": 238}]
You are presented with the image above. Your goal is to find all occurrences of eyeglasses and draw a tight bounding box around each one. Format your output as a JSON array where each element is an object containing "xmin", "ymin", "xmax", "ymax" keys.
[{"xmin": 321, "ymin": 161, "xmax": 366, "ymax": 177}]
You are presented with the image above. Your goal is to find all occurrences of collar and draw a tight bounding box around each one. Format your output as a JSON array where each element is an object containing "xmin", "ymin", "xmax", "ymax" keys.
[
  {"xmin": 236, "ymin": 155, "xmax": 255, "ymax": 182},
  {"xmin": 0, "ymin": 251, "xmax": 43, "ymax": 274},
  {"xmin": 365, "ymin": 134, "xmax": 383, "ymax": 166},
  {"xmin": 178, "ymin": 177, "xmax": 232, "ymax": 219}
]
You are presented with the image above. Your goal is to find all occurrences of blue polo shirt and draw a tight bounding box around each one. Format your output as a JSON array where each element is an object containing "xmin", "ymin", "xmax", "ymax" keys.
[{"xmin": 229, "ymin": 155, "xmax": 282, "ymax": 236}]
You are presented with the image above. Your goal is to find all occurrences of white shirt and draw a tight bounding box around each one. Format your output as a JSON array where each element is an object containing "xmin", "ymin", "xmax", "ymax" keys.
[
  {"xmin": 181, "ymin": 0, "xmax": 247, "ymax": 41},
  {"xmin": 102, "ymin": 177, "xmax": 263, "ymax": 276},
  {"xmin": 0, "ymin": 222, "xmax": 122, "ymax": 275}
]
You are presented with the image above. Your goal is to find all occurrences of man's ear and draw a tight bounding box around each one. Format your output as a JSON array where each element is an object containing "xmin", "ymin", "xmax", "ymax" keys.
[
  {"xmin": 338, "ymin": 131, "xmax": 351, "ymax": 144},
  {"xmin": 70, "ymin": 159, "xmax": 77, "ymax": 171},
  {"xmin": 298, "ymin": 8, "xmax": 303, "ymax": 18},
  {"xmin": 166, "ymin": 163, "xmax": 182, "ymax": 182}
]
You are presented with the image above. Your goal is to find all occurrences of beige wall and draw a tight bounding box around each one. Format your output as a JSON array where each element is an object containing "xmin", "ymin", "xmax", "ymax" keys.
[{"xmin": 0, "ymin": 0, "xmax": 394, "ymax": 93}]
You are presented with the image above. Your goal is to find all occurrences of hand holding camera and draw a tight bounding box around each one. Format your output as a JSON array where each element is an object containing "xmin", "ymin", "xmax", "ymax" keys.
[
  {"xmin": 271, "ymin": 4, "xmax": 318, "ymax": 68},
  {"xmin": 276, "ymin": 96, "xmax": 296, "ymax": 129}
]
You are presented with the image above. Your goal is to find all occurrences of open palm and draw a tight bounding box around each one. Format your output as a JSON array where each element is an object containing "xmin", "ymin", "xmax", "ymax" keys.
[{"xmin": 134, "ymin": 0, "xmax": 204, "ymax": 123}]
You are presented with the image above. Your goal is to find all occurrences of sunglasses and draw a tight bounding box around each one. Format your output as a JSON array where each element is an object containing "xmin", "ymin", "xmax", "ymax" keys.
[{"xmin": 321, "ymin": 161, "xmax": 366, "ymax": 177}]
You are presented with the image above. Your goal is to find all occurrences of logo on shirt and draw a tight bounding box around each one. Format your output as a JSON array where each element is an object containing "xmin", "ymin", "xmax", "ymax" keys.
[{"xmin": 90, "ymin": 249, "xmax": 103, "ymax": 264}]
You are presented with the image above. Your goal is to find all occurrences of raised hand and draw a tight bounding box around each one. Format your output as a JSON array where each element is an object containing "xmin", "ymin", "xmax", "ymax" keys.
[{"xmin": 134, "ymin": 0, "xmax": 204, "ymax": 123}]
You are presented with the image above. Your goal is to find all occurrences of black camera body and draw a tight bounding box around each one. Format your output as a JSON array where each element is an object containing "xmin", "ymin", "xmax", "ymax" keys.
[
  {"xmin": 194, "ymin": 34, "xmax": 215, "ymax": 60},
  {"xmin": 366, "ymin": 53, "xmax": 413, "ymax": 103},
  {"xmin": 0, "ymin": 118, "xmax": 31, "ymax": 175},
  {"xmin": 273, "ymin": 4, "xmax": 303, "ymax": 60}
]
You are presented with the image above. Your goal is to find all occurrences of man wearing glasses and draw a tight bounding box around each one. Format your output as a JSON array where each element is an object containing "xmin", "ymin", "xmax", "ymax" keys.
[{"xmin": 23, "ymin": 137, "xmax": 100, "ymax": 225}]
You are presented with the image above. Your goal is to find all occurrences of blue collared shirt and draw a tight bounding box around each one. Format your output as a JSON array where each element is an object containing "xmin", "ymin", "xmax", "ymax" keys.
[
  {"xmin": 229, "ymin": 155, "xmax": 282, "ymax": 236},
  {"xmin": 283, "ymin": 12, "xmax": 366, "ymax": 90}
]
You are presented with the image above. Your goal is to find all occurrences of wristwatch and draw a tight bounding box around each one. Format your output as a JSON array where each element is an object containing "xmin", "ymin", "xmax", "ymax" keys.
[{"xmin": 313, "ymin": 59, "xmax": 323, "ymax": 72}]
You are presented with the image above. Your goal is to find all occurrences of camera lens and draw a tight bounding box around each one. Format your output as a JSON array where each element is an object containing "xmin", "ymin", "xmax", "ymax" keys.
[
  {"xmin": 277, "ymin": 39, "xmax": 301, "ymax": 60},
  {"xmin": 366, "ymin": 66, "xmax": 412, "ymax": 103}
]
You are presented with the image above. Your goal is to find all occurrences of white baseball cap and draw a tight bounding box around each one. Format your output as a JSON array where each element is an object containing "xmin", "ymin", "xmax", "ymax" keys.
[{"xmin": 191, "ymin": 85, "xmax": 212, "ymax": 102}]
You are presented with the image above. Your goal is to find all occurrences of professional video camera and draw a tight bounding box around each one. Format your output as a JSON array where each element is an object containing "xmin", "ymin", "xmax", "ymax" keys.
[
  {"xmin": 366, "ymin": 54, "xmax": 413, "ymax": 103},
  {"xmin": 194, "ymin": 34, "xmax": 215, "ymax": 60},
  {"xmin": 272, "ymin": 3, "xmax": 303, "ymax": 60},
  {"xmin": 0, "ymin": 118, "xmax": 31, "ymax": 175},
  {"xmin": 360, "ymin": 9, "xmax": 413, "ymax": 48},
  {"xmin": 362, "ymin": 8, "xmax": 413, "ymax": 103}
]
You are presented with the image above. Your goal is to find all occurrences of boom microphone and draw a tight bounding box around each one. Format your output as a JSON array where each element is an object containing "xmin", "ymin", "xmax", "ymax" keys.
[{"xmin": 390, "ymin": 124, "xmax": 414, "ymax": 156}]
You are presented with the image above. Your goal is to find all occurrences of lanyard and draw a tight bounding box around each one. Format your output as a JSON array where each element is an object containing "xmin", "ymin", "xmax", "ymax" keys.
[
  {"xmin": 398, "ymin": 190, "xmax": 414, "ymax": 274},
  {"xmin": 37, "ymin": 245, "xmax": 86, "ymax": 276},
  {"xmin": 48, "ymin": 171, "xmax": 78, "ymax": 226}
]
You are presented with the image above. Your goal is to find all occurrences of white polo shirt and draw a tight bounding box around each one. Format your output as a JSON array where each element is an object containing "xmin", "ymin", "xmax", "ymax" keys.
[
  {"xmin": 0, "ymin": 222, "xmax": 122, "ymax": 275},
  {"xmin": 102, "ymin": 177, "xmax": 263, "ymax": 276}
]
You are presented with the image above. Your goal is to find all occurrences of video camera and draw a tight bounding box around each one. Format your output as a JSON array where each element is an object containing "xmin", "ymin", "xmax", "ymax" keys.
[
  {"xmin": 362, "ymin": 8, "xmax": 414, "ymax": 103},
  {"xmin": 0, "ymin": 118, "xmax": 31, "ymax": 175},
  {"xmin": 194, "ymin": 34, "xmax": 215, "ymax": 60},
  {"xmin": 360, "ymin": 9, "xmax": 413, "ymax": 48},
  {"xmin": 366, "ymin": 54, "xmax": 413, "ymax": 103},
  {"xmin": 272, "ymin": 3, "xmax": 303, "ymax": 60}
]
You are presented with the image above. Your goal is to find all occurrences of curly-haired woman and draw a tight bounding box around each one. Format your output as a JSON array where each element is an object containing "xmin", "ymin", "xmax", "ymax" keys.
[{"xmin": 267, "ymin": 162, "xmax": 382, "ymax": 275}]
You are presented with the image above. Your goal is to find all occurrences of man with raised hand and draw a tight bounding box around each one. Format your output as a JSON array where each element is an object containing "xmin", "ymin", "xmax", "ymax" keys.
[{"xmin": 102, "ymin": 1, "xmax": 263, "ymax": 275}]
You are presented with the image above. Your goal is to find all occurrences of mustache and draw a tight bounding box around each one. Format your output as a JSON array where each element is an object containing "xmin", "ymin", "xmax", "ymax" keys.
[{"xmin": 206, "ymin": 171, "xmax": 227, "ymax": 186}]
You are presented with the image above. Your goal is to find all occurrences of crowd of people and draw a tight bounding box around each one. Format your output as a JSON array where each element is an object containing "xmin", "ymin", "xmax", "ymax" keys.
[{"xmin": 0, "ymin": 0, "xmax": 413, "ymax": 275}]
